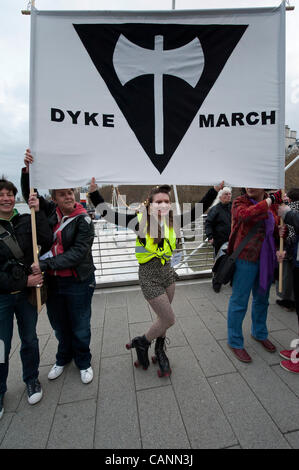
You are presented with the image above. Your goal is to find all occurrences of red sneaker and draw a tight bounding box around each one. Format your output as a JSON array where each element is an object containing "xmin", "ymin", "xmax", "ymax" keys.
[
  {"xmin": 280, "ymin": 360, "xmax": 299, "ymax": 374},
  {"xmin": 279, "ymin": 350, "xmax": 299, "ymax": 360}
]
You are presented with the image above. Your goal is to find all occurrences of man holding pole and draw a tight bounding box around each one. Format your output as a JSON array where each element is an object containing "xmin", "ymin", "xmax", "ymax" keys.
[{"xmin": 0, "ymin": 178, "xmax": 52, "ymax": 420}]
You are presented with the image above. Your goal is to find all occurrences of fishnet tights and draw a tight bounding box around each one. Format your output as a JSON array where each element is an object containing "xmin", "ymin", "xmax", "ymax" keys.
[{"xmin": 145, "ymin": 283, "xmax": 176, "ymax": 342}]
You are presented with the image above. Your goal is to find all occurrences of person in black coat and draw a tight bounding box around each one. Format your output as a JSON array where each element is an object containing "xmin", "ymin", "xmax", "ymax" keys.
[
  {"xmin": 205, "ymin": 187, "xmax": 232, "ymax": 292},
  {"xmin": 0, "ymin": 178, "xmax": 52, "ymax": 420},
  {"xmin": 277, "ymin": 203, "xmax": 299, "ymax": 374}
]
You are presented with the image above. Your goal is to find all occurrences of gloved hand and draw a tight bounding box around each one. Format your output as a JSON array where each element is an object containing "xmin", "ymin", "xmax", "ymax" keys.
[{"xmin": 269, "ymin": 190, "xmax": 283, "ymax": 205}]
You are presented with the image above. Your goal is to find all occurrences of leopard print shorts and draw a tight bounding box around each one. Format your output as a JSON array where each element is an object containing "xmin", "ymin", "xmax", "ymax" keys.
[{"xmin": 138, "ymin": 257, "xmax": 179, "ymax": 300}]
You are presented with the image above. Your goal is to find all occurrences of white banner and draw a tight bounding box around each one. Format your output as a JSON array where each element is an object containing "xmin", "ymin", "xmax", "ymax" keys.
[{"xmin": 29, "ymin": 5, "xmax": 285, "ymax": 189}]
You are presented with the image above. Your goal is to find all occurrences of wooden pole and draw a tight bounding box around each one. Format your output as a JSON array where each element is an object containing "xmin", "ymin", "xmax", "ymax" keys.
[
  {"xmin": 22, "ymin": 0, "xmax": 41, "ymax": 310},
  {"xmin": 278, "ymin": 189, "xmax": 285, "ymax": 294},
  {"xmin": 30, "ymin": 187, "xmax": 42, "ymax": 312}
]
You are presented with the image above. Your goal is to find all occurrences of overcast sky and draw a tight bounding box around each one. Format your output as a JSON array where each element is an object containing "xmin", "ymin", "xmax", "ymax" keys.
[{"xmin": 1, "ymin": 0, "xmax": 298, "ymax": 190}]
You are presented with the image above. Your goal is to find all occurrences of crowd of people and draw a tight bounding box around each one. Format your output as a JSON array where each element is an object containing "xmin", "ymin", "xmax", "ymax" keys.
[{"xmin": 0, "ymin": 148, "xmax": 299, "ymax": 421}]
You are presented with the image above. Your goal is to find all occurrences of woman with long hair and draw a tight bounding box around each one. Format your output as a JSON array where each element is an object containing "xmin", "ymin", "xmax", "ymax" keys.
[{"xmin": 88, "ymin": 180, "xmax": 222, "ymax": 377}]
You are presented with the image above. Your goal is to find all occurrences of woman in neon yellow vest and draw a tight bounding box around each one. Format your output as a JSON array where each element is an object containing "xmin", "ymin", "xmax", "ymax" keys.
[{"xmin": 89, "ymin": 180, "xmax": 223, "ymax": 377}]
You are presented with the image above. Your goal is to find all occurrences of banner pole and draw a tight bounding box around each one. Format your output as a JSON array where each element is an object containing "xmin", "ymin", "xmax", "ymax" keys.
[
  {"xmin": 278, "ymin": 189, "xmax": 285, "ymax": 294},
  {"xmin": 30, "ymin": 186, "xmax": 42, "ymax": 313}
]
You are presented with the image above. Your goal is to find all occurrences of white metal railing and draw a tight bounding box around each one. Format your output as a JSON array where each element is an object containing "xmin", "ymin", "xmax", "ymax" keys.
[{"xmin": 92, "ymin": 215, "xmax": 214, "ymax": 287}]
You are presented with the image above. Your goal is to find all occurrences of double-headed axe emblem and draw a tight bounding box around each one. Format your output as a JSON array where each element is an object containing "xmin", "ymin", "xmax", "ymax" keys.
[{"xmin": 113, "ymin": 34, "xmax": 205, "ymax": 155}]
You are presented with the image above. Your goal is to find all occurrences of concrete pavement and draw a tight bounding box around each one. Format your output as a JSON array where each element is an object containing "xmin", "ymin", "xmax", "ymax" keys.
[{"xmin": 1, "ymin": 279, "xmax": 299, "ymax": 449}]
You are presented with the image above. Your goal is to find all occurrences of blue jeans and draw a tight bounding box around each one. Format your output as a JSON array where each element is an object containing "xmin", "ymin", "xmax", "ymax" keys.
[
  {"xmin": 0, "ymin": 292, "xmax": 39, "ymax": 395},
  {"xmin": 227, "ymin": 259, "xmax": 271, "ymax": 349},
  {"xmin": 46, "ymin": 275, "xmax": 95, "ymax": 370}
]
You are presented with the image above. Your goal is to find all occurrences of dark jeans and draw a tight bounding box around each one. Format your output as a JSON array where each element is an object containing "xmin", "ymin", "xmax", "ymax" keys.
[
  {"xmin": 0, "ymin": 292, "xmax": 39, "ymax": 395},
  {"xmin": 46, "ymin": 275, "xmax": 95, "ymax": 370}
]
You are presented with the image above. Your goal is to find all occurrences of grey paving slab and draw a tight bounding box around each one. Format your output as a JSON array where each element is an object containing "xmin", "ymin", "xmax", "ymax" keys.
[
  {"xmin": 0, "ymin": 366, "xmax": 65, "ymax": 449},
  {"xmin": 102, "ymin": 307, "xmax": 130, "ymax": 358},
  {"xmin": 171, "ymin": 293, "xmax": 198, "ymax": 318},
  {"xmin": 126, "ymin": 290, "xmax": 152, "ymax": 323},
  {"xmin": 58, "ymin": 328, "xmax": 102, "ymax": 404},
  {"xmin": 36, "ymin": 309, "xmax": 53, "ymax": 335},
  {"xmin": 39, "ymin": 334, "xmax": 58, "ymax": 367},
  {"xmin": 219, "ymin": 341, "xmax": 299, "ymax": 433},
  {"xmin": 270, "ymin": 328, "xmax": 299, "ymax": 350},
  {"xmin": 272, "ymin": 364, "xmax": 299, "ymax": 399},
  {"xmin": 208, "ymin": 293, "xmax": 230, "ymax": 313},
  {"xmin": 91, "ymin": 291, "xmax": 107, "ymax": 329},
  {"xmin": 0, "ymin": 412, "xmax": 14, "ymax": 446},
  {"xmin": 175, "ymin": 283, "xmax": 208, "ymax": 299},
  {"xmin": 47, "ymin": 399, "xmax": 97, "ymax": 449},
  {"xmin": 266, "ymin": 313, "xmax": 291, "ymax": 333},
  {"xmin": 94, "ymin": 355, "xmax": 141, "ymax": 449},
  {"xmin": 178, "ymin": 316, "xmax": 236, "ymax": 377},
  {"xmin": 189, "ymin": 298, "xmax": 227, "ymax": 340},
  {"xmin": 9, "ymin": 323, "xmax": 20, "ymax": 358},
  {"xmin": 2, "ymin": 280, "xmax": 299, "ymax": 449},
  {"xmin": 208, "ymin": 373, "xmax": 290, "ymax": 449},
  {"xmin": 4, "ymin": 363, "xmax": 25, "ymax": 413},
  {"xmin": 284, "ymin": 431, "xmax": 299, "ymax": 449},
  {"xmin": 269, "ymin": 306, "xmax": 298, "ymax": 333},
  {"xmin": 106, "ymin": 291, "xmax": 127, "ymax": 308},
  {"xmin": 137, "ymin": 386, "xmax": 190, "ymax": 449},
  {"xmin": 170, "ymin": 347, "xmax": 237, "ymax": 449}
]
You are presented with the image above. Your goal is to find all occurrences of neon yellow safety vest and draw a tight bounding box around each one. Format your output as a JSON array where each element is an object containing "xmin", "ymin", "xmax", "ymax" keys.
[{"xmin": 135, "ymin": 213, "xmax": 177, "ymax": 265}]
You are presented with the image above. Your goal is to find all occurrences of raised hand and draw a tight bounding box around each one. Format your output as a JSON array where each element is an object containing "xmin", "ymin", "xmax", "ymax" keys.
[
  {"xmin": 28, "ymin": 192, "xmax": 39, "ymax": 212},
  {"xmin": 24, "ymin": 148, "xmax": 34, "ymax": 172},
  {"xmin": 89, "ymin": 177, "xmax": 98, "ymax": 194},
  {"xmin": 214, "ymin": 181, "xmax": 225, "ymax": 192}
]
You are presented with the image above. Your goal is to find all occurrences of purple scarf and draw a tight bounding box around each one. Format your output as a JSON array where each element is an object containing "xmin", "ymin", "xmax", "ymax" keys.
[{"xmin": 250, "ymin": 198, "xmax": 277, "ymax": 293}]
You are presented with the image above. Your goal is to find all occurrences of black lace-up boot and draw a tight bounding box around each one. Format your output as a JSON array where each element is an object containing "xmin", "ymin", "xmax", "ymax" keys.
[
  {"xmin": 152, "ymin": 336, "xmax": 171, "ymax": 377},
  {"xmin": 126, "ymin": 335, "xmax": 151, "ymax": 370}
]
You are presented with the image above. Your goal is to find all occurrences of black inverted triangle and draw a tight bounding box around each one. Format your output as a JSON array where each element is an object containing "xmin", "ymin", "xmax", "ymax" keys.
[{"xmin": 74, "ymin": 23, "xmax": 248, "ymax": 174}]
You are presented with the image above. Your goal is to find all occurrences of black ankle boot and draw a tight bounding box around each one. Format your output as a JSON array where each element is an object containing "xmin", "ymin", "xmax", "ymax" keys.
[
  {"xmin": 152, "ymin": 337, "xmax": 171, "ymax": 377},
  {"xmin": 126, "ymin": 335, "xmax": 151, "ymax": 370}
]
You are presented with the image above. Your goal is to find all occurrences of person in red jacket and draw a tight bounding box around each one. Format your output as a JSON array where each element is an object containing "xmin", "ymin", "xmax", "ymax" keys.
[{"xmin": 226, "ymin": 188, "xmax": 283, "ymax": 363}]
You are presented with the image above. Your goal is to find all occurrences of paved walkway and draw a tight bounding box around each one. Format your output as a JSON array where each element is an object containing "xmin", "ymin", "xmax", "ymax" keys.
[{"xmin": 1, "ymin": 279, "xmax": 299, "ymax": 449}]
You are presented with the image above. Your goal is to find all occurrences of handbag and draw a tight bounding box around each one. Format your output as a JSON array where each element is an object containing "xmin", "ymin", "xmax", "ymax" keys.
[{"xmin": 213, "ymin": 221, "xmax": 263, "ymax": 285}]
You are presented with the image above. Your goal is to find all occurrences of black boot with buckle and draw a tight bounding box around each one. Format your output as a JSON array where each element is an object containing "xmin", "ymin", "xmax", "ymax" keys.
[
  {"xmin": 152, "ymin": 336, "xmax": 172, "ymax": 377},
  {"xmin": 126, "ymin": 335, "xmax": 151, "ymax": 370}
]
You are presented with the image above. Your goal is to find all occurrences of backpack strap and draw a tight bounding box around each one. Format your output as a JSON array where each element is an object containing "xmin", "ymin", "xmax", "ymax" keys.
[
  {"xmin": 230, "ymin": 220, "xmax": 264, "ymax": 261},
  {"xmin": 0, "ymin": 224, "xmax": 24, "ymax": 260}
]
